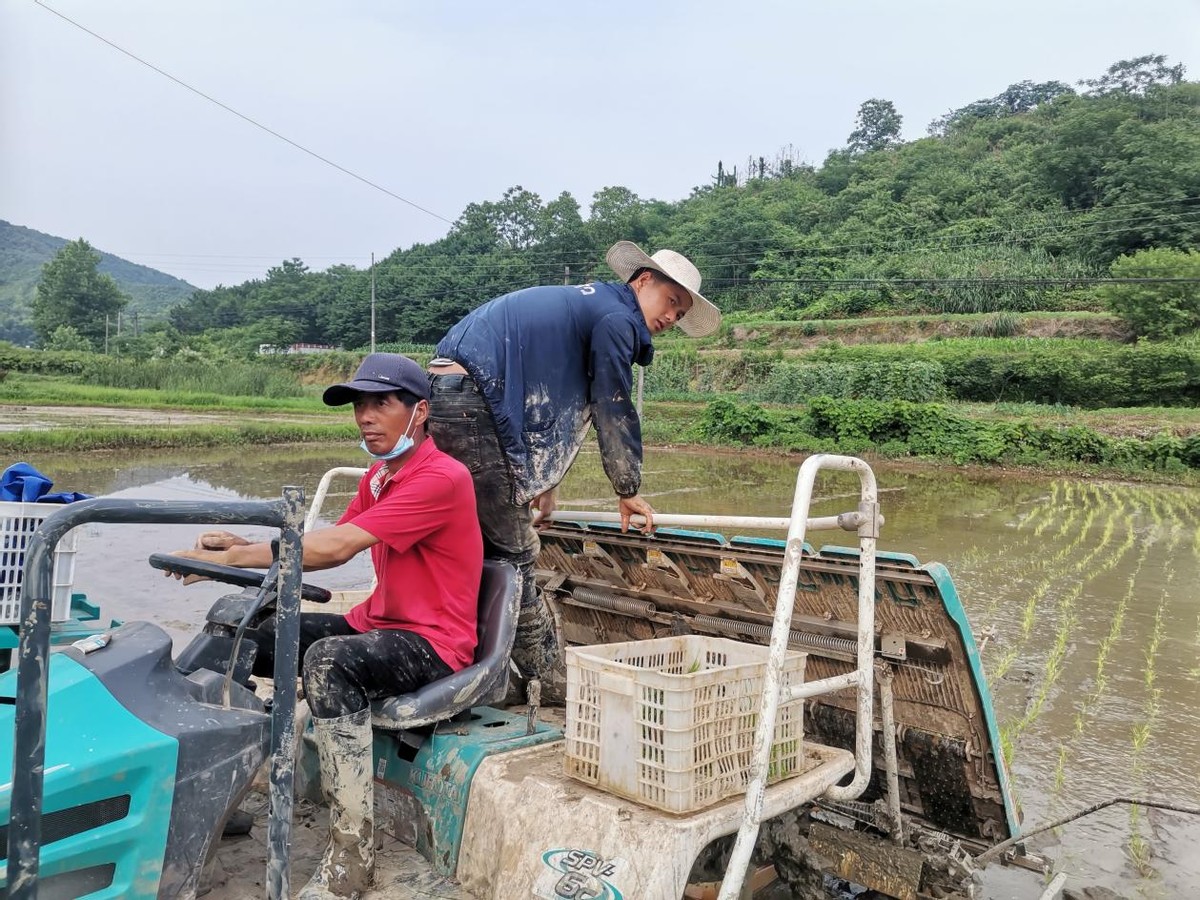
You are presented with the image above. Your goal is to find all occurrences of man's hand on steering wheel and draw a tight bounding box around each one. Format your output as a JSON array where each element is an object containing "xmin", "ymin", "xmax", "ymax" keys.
[
  {"xmin": 194, "ymin": 530, "xmax": 251, "ymax": 552},
  {"xmin": 150, "ymin": 552, "xmax": 332, "ymax": 603},
  {"xmin": 163, "ymin": 547, "xmax": 225, "ymax": 584}
]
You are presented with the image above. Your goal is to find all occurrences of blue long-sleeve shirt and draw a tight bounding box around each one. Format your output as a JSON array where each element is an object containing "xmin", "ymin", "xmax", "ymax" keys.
[{"xmin": 435, "ymin": 281, "xmax": 654, "ymax": 505}]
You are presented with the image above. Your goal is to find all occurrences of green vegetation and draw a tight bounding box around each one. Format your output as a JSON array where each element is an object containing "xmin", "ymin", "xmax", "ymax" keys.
[
  {"xmin": 0, "ymin": 221, "xmax": 196, "ymax": 346},
  {"xmin": 1100, "ymin": 247, "xmax": 1200, "ymax": 339},
  {"xmin": 4, "ymin": 54, "xmax": 1200, "ymax": 485},
  {"xmin": 32, "ymin": 239, "xmax": 128, "ymax": 350},
  {"xmin": 0, "ymin": 422, "xmax": 356, "ymax": 454},
  {"xmin": 0, "ymin": 374, "xmax": 336, "ymax": 413},
  {"xmin": 691, "ymin": 397, "xmax": 1200, "ymax": 475},
  {"xmin": 130, "ymin": 55, "xmax": 1198, "ymax": 352}
]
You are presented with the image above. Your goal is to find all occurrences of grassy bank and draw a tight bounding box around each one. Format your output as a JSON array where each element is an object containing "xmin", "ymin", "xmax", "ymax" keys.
[
  {"xmin": 0, "ymin": 421, "xmax": 358, "ymax": 453},
  {"xmin": 0, "ymin": 373, "xmax": 340, "ymax": 415}
]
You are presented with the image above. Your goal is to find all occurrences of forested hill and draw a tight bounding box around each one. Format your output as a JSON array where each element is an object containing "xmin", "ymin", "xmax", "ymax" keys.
[
  {"xmin": 148, "ymin": 56, "xmax": 1200, "ymax": 351},
  {"xmin": 0, "ymin": 220, "xmax": 198, "ymax": 345}
]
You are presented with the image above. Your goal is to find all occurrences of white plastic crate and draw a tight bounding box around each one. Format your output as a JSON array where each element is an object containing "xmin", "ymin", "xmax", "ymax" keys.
[
  {"xmin": 564, "ymin": 635, "xmax": 807, "ymax": 814},
  {"xmin": 0, "ymin": 501, "xmax": 79, "ymax": 625}
]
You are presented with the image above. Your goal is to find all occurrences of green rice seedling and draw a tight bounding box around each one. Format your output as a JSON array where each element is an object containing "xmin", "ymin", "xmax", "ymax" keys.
[
  {"xmin": 1047, "ymin": 524, "xmax": 1150, "ymax": 816},
  {"xmin": 1052, "ymin": 743, "xmax": 1068, "ymax": 794},
  {"xmin": 1121, "ymin": 516, "xmax": 1182, "ymax": 883},
  {"xmin": 1001, "ymin": 498, "xmax": 1135, "ymax": 753},
  {"xmin": 998, "ymin": 724, "xmax": 1016, "ymax": 769},
  {"xmin": 1009, "ymin": 494, "xmax": 1117, "ymax": 645},
  {"xmin": 1028, "ymin": 480, "xmax": 1066, "ymax": 538},
  {"xmin": 1127, "ymin": 826, "xmax": 1155, "ymax": 880}
]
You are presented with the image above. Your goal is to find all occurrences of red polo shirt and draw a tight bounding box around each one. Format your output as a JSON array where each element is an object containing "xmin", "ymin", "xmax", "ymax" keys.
[{"xmin": 338, "ymin": 439, "xmax": 483, "ymax": 670}]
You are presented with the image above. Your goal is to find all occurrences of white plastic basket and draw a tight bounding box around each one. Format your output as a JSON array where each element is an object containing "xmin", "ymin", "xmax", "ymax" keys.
[
  {"xmin": 0, "ymin": 501, "xmax": 79, "ymax": 625},
  {"xmin": 564, "ymin": 635, "xmax": 807, "ymax": 814}
]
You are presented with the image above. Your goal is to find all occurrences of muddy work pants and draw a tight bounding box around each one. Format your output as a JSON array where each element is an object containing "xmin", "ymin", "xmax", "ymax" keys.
[
  {"xmin": 254, "ymin": 613, "xmax": 452, "ymax": 718},
  {"xmin": 427, "ymin": 372, "xmax": 561, "ymax": 679}
]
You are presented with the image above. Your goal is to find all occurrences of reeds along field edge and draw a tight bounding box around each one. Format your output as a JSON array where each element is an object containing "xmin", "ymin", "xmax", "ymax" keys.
[
  {"xmin": 0, "ymin": 423, "xmax": 359, "ymax": 453},
  {"xmin": 0, "ymin": 375, "xmax": 340, "ymax": 415}
]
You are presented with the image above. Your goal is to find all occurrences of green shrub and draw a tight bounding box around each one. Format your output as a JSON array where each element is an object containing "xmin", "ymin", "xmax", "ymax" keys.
[
  {"xmin": 703, "ymin": 397, "xmax": 1200, "ymax": 473},
  {"xmin": 806, "ymin": 339, "xmax": 1200, "ymax": 408},
  {"xmin": 749, "ymin": 360, "xmax": 945, "ymax": 404},
  {"xmin": 1101, "ymin": 248, "xmax": 1200, "ymax": 340}
]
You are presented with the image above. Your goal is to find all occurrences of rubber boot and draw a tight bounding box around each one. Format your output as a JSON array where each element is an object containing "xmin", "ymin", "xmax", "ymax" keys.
[{"xmin": 297, "ymin": 708, "xmax": 374, "ymax": 899}]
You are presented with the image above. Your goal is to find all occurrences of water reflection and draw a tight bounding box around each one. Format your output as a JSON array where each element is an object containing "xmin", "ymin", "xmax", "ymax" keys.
[{"xmin": 18, "ymin": 444, "xmax": 1200, "ymax": 898}]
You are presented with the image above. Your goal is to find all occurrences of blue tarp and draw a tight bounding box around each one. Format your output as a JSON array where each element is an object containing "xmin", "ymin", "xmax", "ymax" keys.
[{"xmin": 0, "ymin": 463, "xmax": 92, "ymax": 504}]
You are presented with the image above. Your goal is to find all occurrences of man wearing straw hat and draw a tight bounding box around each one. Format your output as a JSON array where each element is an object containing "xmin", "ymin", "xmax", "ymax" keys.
[{"xmin": 428, "ymin": 241, "xmax": 721, "ymax": 685}]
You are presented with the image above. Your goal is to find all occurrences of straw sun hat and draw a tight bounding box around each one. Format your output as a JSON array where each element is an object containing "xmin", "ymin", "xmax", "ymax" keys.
[{"xmin": 605, "ymin": 241, "xmax": 721, "ymax": 338}]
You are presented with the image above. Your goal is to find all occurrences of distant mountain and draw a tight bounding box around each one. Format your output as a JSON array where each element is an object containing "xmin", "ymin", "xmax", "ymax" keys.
[{"xmin": 0, "ymin": 220, "xmax": 199, "ymax": 345}]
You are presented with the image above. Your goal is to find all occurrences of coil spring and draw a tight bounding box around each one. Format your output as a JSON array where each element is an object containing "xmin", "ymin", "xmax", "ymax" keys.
[{"xmin": 570, "ymin": 586, "xmax": 657, "ymax": 618}]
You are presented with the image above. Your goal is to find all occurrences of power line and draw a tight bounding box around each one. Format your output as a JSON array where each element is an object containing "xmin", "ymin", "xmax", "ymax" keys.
[{"xmin": 32, "ymin": 0, "xmax": 453, "ymax": 226}]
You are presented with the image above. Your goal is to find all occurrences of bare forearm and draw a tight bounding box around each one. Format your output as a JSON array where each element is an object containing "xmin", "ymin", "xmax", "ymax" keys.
[{"xmin": 183, "ymin": 526, "xmax": 372, "ymax": 572}]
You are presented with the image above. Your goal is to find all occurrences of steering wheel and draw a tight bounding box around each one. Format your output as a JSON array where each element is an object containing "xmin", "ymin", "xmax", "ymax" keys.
[{"xmin": 149, "ymin": 553, "xmax": 332, "ymax": 604}]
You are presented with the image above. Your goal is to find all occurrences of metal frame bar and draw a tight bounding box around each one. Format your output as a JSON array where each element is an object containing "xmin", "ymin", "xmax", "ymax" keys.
[
  {"xmin": 304, "ymin": 466, "xmax": 366, "ymax": 532},
  {"xmin": 266, "ymin": 487, "xmax": 305, "ymax": 900},
  {"xmin": 7, "ymin": 493, "xmax": 306, "ymax": 900},
  {"xmin": 544, "ymin": 509, "xmax": 874, "ymax": 533},
  {"xmin": 876, "ymin": 662, "xmax": 904, "ymax": 843},
  {"xmin": 718, "ymin": 454, "xmax": 879, "ymax": 900}
]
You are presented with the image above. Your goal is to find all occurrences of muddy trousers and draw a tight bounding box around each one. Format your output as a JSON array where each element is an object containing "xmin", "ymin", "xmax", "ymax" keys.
[
  {"xmin": 254, "ymin": 614, "xmax": 452, "ymax": 718},
  {"xmin": 427, "ymin": 373, "xmax": 561, "ymax": 679},
  {"xmin": 297, "ymin": 708, "xmax": 374, "ymax": 900}
]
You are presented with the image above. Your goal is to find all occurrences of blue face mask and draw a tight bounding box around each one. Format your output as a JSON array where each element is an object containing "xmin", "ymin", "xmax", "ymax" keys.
[{"xmin": 359, "ymin": 406, "xmax": 419, "ymax": 461}]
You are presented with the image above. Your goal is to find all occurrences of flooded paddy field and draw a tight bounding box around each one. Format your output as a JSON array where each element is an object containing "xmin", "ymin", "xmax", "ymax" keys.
[{"xmin": 16, "ymin": 444, "xmax": 1200, "ymax": 899}]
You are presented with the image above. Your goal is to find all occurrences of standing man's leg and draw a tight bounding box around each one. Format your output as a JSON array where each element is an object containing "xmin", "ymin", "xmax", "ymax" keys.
[{"xmin": 427, "ymin": 374, "xmax": 560, "ymax": 679}]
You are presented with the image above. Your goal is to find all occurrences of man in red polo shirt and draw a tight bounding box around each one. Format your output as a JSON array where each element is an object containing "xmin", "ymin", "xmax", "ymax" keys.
[{"xmin": 171, "ymin": 353, "xmax": 482, "ymax": 899}]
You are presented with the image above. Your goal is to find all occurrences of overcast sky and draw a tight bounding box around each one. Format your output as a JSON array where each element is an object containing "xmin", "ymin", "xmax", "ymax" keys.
[{"xmin": 3, "ymin": 0, "xmax": 1198, "ymax": 289}]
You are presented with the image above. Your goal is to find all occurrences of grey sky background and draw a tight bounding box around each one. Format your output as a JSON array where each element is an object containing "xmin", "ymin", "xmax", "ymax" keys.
[{"xmin": 3, "ymin": 0, "xmax": 1198, "ymax": 290}]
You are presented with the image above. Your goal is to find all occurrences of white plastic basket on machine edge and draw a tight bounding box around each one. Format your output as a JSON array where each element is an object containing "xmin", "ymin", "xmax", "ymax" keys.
[
  {"xmin": 0, "ymin": 501, "xmax": 78, "ymax": 625},
  {"xmin": 564, "ymin": 634, "xmax": 808, "ymax": 815}
]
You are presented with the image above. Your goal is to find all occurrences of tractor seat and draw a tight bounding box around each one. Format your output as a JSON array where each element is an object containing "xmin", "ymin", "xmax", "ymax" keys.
[{"xmin": 371, "ymin": 560, "xmax": 518, "ymax": 731}]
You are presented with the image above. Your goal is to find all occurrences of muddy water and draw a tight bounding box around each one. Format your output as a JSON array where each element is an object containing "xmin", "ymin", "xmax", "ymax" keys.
[{"xmin": 14, "ymin": 444, "xmax": 1200, "ymax": 899}]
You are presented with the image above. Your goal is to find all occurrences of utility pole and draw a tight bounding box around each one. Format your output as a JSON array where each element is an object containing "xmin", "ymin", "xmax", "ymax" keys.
[
  {"xmin": 104, "ymin": 314, "xmax": 110, "ymax": 355},
  {"xmin": 370, "ymin": 253, "xmax": 376, "ymax": 353},
  {"xmin": 564, "ymin": 265, "xmax": 570, "ymax": 285}
]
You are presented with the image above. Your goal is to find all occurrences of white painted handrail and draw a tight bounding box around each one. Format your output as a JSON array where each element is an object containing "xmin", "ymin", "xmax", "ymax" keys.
[
  {"xmin": 546, "ymin": 509, "xmax": 876, "ymax": 533},
  {"xmin": 305, "ymin": 466, "xmax": 367, "ymax": 532},
  {"xmin": 717, "ymin": 453, "xmax": 879, "ymax": 900}
]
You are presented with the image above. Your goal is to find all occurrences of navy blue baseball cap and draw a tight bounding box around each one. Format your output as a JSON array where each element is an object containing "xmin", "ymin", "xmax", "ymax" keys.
[{"xmin": 322, "ymin": 353, "xmax": 430, "ymax": 406}]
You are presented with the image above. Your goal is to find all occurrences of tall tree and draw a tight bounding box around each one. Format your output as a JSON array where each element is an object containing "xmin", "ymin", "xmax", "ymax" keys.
[
  {"xmin": 32, "ymin": 239, "xmax": 128, "ymax": 347},
  {"xmin": 1081, "ymin": 54, "xmax": 1186, "ymax": 96},
  {"xmin": 847, "ymin": 99, "xmax": 903, "ymax": 153},
  {"xmin": 927, "ymin": 80, "xmax": 1074, "ymax": 135}
]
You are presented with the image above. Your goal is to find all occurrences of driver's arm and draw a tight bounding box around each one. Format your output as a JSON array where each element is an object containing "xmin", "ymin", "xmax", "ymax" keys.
[{"xmin": 173, "ymin": 523, "xmax": 379, "ymax": 572}]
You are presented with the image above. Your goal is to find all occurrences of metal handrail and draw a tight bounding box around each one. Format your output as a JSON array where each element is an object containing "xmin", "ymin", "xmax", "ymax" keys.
[
  {"xmin": 717, "ymin": 453, "xmax": 880, "ymax": 900},
  {"xmin": 305, "ymin": 466, "xmax": 367, "ymax": 532},
  {"xmin": 543, "ymin": 509, "xmax": 876, "ymax": 533}
]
